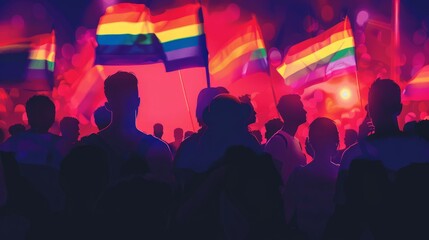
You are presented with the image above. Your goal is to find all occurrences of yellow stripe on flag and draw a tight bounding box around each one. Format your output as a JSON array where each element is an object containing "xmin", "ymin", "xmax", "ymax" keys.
[
  {"xmin": 97, "ymin": 21, "xmax": 155, "ymax": 35},
  {"xmin": 277, "ymin": 36, "xmax": 355, "ymax": 79},
  {"xmin": 156, "ymin": 24, "xmax": 203, "ymax": 43}
]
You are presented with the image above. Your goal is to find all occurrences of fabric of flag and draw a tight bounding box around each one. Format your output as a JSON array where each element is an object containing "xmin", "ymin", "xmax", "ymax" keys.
[
  {"xmin": 70, "ymin": 65, "xmax": 107, "ymax": 120},
  {"xmin": 24, "ymin": 31, "xmax": 56, "ymax": 90},
  {"xmin": 0, "ymin": 31, "xmax": 55, "ymax": 90},
  {"xmin": 403, "ymin": 65, "xmax": 429, "ymax": 101},
  {"xmin": 276, "ymin": 17, "xmax": 356, "ymax": 89},
  {"xmin": 0, "ymin": 42, "xmax": 30, "ymax": 85},
  {"xmin": 153, "ymin": 4, "xmax": 208, "ymax": 72},
  {"xmin": 209, "ymin": 16, "xmax": 268, "ymax": 82},
  {"xmin": 95, "ymin": 3, "xmax": 164, "ymax": 65}
]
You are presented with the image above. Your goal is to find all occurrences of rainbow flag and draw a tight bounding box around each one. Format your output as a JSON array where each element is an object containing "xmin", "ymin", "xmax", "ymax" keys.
[
  {"xmin": 277, "ymin": 17, "xmax": 356, "ymax": 89},
  {"xmin": 403, "ymin": 65, "xmax": 429, "ymax": 101},
  {"xmin": 95, "ymin": 3, "xmax": 164, "ymax": 65},
  {"xmin": 209, "ymin": 16, "xmax": 268, "ymax": 82},
  {"xmin": 0, "ymin": 31, "xmax": 55, "ymax": 90},
  {"xmin": 25, "ymin": 31, "xmax": 56, "ymax": 90},
  {"xmin": 153, "ymin": 4, "xmax": 208, "ymax": 72}
]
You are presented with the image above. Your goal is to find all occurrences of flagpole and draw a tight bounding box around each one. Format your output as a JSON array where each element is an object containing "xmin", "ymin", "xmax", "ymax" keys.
[{"xmin": 178, "ymin": 70, "xmax": 196, "ymax": 131}]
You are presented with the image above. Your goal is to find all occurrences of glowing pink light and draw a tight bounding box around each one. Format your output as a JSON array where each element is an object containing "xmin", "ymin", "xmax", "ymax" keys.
[{"xmin": 356, "ymin": 11, "xmax": 369, "ymax": 26}]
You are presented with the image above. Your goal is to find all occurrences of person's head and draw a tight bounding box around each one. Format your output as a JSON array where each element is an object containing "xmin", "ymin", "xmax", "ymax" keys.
[
  {"xmin": 104, "ymin": 71, "xmax": 140, "ymax": 120},
  {"xmin": 173, "ymin": 128, "xmax": 184, "ymax": 142},
  {"xmin": 277, "ymin": 94, "xmax": 307, "ymax": 126},
  {"xmin": 94, "ymin": 106, "xmax": 111, "ymax": 130},
  {"xmin": 308, "ymin": 117, "xmax": 339, "ymax": 158},
  {"xmin": 196, "ymin": 87, "xmax": 229, "ymax": 126},
  {"xmin": 368, "ymin": 79, "xmax": 402, "ymax": 129},
  {"xmin": 264, "ymin": 118, "xmax": 283, "ymax": 140},
  {"xmin": 25, "ymin": 95, "xmax": 55, "ymax": 132},
  {"xmin": 205, "ymin": 94, "xmax": 244, "ymax": 129},
  {"xmin": 8, "ymin": 124, "xmax": 25, "ymax": 136},
  {"xmin": 404, "ymin": 121, "xmax": 418, "ymax": 135},
  {"xmin": 60, "ymin": 117, "xmax": 80, "ymax": 142},
  {"xmin": 251, "ymin": 130, "xmax": 263, "ymax": 144},
  {"xmin": 344, "ymin": 129, "xmax": 358, "ymax": 148},
  {"xmin": 239, "ymin": 94, "xmax": 256, "ymax": 125},
  {"xmin": 153, "ymin": 123, "xmax": 163, "ymax": 139}
]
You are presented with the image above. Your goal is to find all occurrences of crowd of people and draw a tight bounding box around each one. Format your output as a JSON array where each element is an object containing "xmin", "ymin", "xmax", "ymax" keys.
[{"xmin": 1, "ymin": 71, "xmax": 429, "ymax": 239}]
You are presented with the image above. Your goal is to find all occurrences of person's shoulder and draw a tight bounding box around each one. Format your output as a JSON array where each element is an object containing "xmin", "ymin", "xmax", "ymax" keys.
[
  {"xmin": 265, "ymin": 132, "xmax": 287, "ymax": 149},
  {"xmin": 340, "ymin": 142, "xmax": 362, "ymax": 170}
]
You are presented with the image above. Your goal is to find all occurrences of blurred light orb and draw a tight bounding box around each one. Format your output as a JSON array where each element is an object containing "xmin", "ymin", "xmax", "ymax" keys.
[
  {"xmin": 340, "ymin": 88, "xmax": 351, "ymax": 100},
  {"xmin": 356, "ymin": 11, "xmax": 369, "ymax": 26}
]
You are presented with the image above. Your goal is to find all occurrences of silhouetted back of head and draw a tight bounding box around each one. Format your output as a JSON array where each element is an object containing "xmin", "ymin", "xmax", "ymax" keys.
[
  {"xmin": 104, "ymin": 71, "xmax": 139, "ymax": 112},
  {"xmin": 368, "ymin": 79, "xmax": 402, "ymax": 126},
  {"xmin": 25, "ymin": 95, "xmax": 55, "ymax": 132},
  {"xmin": 94, "ymin": 106, "xmax": 111, "ymax": 130},
  {"xmin": 277, "ymin": 94, "xmax": 306, "ymax": 125},
  {"xmin": 153, "ymin": 123, "xmax": 163, "ymax": 139},
  {"xmin": 60, "ymin": 117, "xmax": 80, "ymax": 142},
  {"xmin": 265, "ymin": 118, "xmax": 283, "ymax": 140},
  {"xmin": 206, "ymin": 94, "xmax": 243, "ymax": 128},
  {"xmin": 8, "ymin": 124, "xmax": 25, "ymax": 136},
  {"xmin": 196, "ymin": 87, "xmax": 229, "ymax": 126},
  {"xmin": 344, "ymin": 129, "xmax": 358, "ymax": 147},
  {"xmin": 309, "ymin": 117, "xmax": 339, "ymax": 156},
  {"xmin": 184, "ymin": 130, "xmax": 194, "ymax": 139},
  {"xmin": 174, "ymin": 128, "xmax": 183, "ymax": 141},
  {"xmin": 404, "ymin": 121, "xmax": 418, "ymax": 135},
  {"xmin": 60, "ymin": 145, "xmax": 109, "ymax": 196},
  {"xmin": 417, "ymin": 120, "xmax": 429, "ymax": 141}
]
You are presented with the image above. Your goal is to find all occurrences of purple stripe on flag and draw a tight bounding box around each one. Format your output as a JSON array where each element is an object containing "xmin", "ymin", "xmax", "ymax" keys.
[{"xmin": 165, "ymin": 46, "xmax": 203, "ymax": 61}]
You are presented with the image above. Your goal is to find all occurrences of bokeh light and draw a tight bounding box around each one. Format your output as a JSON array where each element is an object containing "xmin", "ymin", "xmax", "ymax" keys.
[{"xmin": 356, "ymin": 11, "xmax": 369, "ymax": 26}]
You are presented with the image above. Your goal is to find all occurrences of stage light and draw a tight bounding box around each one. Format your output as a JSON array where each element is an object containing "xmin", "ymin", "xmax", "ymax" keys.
[
  {"xmin": 356, "ymin": 11, "xmax": 369, "ymax": 26},
  {"xmin": 340, "ymin": 88, "xmax": 351, "ymax": 100}
]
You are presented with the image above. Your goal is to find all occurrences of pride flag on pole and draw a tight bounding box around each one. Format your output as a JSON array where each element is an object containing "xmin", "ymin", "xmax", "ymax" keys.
[
  {"xmin": 209, "ymin": 16, "xmax": 268, "ymax": 82},
  {"xmin": 153, "ymin": 4, "xmax": 208, "ymax": 72},
  {"xmin": 403, "ymin": 65, "xmax": 429, "ymax": 101},
  {"xmin": 0, "ymin": 31, "xmax": 55, "ymax": 90},
  {"xmin": 25, "ymin": 30, "xmax": 56, "ymax": 90},
  {"xmin": 276, "ymin": 17, "xmax": 356, "ymax": 89},
  {"xmin": 95, "ymin": 3, "xmax": 164, "ymax": 65}
]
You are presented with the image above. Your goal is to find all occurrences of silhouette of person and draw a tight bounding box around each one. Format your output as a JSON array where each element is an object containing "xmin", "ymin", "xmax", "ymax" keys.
[
  {"xmin": 264, "ymin": 118, "xmax": 283, "ymax": 142},
  {"xmin": 153, "ymin": 123, "xmax": 164, "ymax": 139},
  {"xmin": 284, "ymin": 117, "xmax": 339, "ymax": 240},
  {"xmin": 416, "ymin": 120, "xmax": 429, "ymax": 141},
  {"xmin": 59, "ymin": 117, "xmax": 80, "ymax": 143},
  {"xmin": 251, "ymin": 130, "xmax": 263, "ymax": 144},
  {"xmin": 174, "ymin": 87, "xmax": 229, "ymax": 192},
  {"xmin": 239, "ymin": 94, "xmax": 256, "ymax": 125},
  {"xmin": 8, "ymin": 124, "xmax": 26, "ymax": 137},
  {"xmin": 264, "ymin": 94, "xmax": 307, "ymax": 186},
  {"xmin": 403, "ymin": 120, "xmax": 417, "ymax": 136},
  {"xmin": 333, "ymin": 129, "xmax": 358, "ymax": 164},
  {"xmin": 189, "ymin": 94, "xmax": 261, "ymax": 173},
  {"xmin": 184, "ymin": 131, "xmax": 194, "ymax": 139},
  {"xmin": 0, "ymin": 95, "xmax": 62, "ymax": 169},
  {"xmin": 80, "ymin": 71, "xmax": 173, "ymax": 184},
  {"xmin": 336, "ymin": 79, "xmax": 429, "ymax": 204},
  {"xmin": 93, "ymin": 106, "xmax": 111, "ymax": 131},
  {"xmin": 169, "ymin": 128, "xmax": 183, "ymax": 157},
  {"xmin": 60, "ymin": 145, "xmax": 109, "ymax": 218}
]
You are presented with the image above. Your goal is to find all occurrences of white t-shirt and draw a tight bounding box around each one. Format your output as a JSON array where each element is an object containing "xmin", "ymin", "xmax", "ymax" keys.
[{"xmin": 264, "ymin": 130, "xmax": 306, "ymax": 185}]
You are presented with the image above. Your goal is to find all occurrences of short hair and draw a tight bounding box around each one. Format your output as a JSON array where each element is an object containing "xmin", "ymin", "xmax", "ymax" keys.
[
  {"xmin": 174, "ymin": 128, "xmax": 183, "ymax": 136},
  {"xmin": 345, "ymin": 129, "xmax": 358, "ymax": 140},
  {"xmin": 104, "ymin": 71, "xmax": 138, "ymax": 102},
  {"xmin": 309, "ymin": 117, "xmax": 339, "ymax": 146},
  {"xmin": 60, "ymin": 117, "xmax": 79, "ymax": 132},
  {"xmin": 8, "ymin": 124, "xmax": 26, "ymax": 136},
  {"xmin": 277, "ymin": 94, "xmax": 301, "ymax": 117},
  {"xmin": 368, "ymin": 79, "xmax": 401, "ymax": 115},
  {"xmin": 94, "ymin": 106, "xmax": 111, "ymax": 130},
  {"xmin": 154, "ymin": 123, "xmax": 163, "ymax": 131},
  {"xmin": 25, "ymin": 95, "xmax": 55, "ymax": 129}
]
